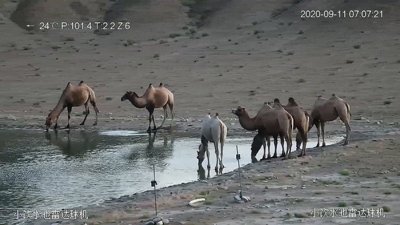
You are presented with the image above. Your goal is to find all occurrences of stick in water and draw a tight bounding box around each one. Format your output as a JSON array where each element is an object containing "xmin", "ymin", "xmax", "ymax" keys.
[
  {"xmin": 236, "ymin": 145, "xmax": 243, "ymax": 199},
  {"xmin": 151, "ymin": 164, "xmax": 158, "ymax": 216}
]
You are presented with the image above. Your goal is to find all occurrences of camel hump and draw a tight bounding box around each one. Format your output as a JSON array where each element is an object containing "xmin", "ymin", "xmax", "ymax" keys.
[
  {"xmin": 330, "ymin": 93, "xmax": 339, "ymax": 100},
  {"xmin": 159, "ymin": 82, "xmax": 163, "ymax": 87},
  {"xmin": 65, "ymin": 82, "xmax": 72, "ymax": 88},
  {"xmin": 79, "ymin": 80, "xmax": 84, "ymax": 85},
  {"xmin": 288, "ymin": 97, "xmax": 298, "ymax": 106},
  {"xmin": 273, "ymin": 99, "xmax": 283, "ymax": 109}
]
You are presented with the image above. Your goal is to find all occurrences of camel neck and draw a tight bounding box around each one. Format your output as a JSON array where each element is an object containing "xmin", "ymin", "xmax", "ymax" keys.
[
  {"xmin": 128, "ymin": 95, "xmax": 147, "ymax": 108},
  {"xmin": 50, "ymin": 99, "xmax": 66, "ymax": 119},
  {"xmin": 238, "ymin": 112, "xmax": 258, "ymax": 131}
]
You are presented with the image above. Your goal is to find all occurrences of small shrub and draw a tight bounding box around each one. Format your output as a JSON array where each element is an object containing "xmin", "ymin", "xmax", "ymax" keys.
[
  {"xmin": 297, "ymin": 78, "xmax": 306, "ymax": 83},
  {"xmin": 383, "ymin": 100, "xmax": 392, "ymax": 105},
  {"xmin": 339, "ymin": 169, "xmax": 350, "ymax": 176},
  {"xmin": 169, "ymin": 33, "xmax": 181, "ymax": 38}
]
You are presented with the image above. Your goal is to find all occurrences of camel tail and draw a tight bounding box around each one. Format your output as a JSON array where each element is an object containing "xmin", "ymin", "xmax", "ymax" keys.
[
  {"xmin": 288, "ymin": 114, "xmax": 293, "ymax": 140},
  {"xmin": 290, "ymin": 116, "xmax": 294, "ymax": 138},
  {"xmin": 345, "ymin": 102, "xmax": 351, "ymax": 117},
  {"xmin": 219, "ymin": 121, "xmax": 227, "ymax": 144},
  {"xmin": 305, "ymin": 112, "xmax": 310, "ymax": 132}
]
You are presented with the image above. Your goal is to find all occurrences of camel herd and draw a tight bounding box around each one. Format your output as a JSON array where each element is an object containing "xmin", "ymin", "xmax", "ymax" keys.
[{"xmin": 45, "ymin": 81, "xmax": 351, "ymax": 170}]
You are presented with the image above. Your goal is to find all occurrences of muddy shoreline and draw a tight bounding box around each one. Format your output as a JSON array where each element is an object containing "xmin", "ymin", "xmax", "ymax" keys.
[{"xmin": 12, "ymin": 119, "xmax": 397, "ymax": 225}]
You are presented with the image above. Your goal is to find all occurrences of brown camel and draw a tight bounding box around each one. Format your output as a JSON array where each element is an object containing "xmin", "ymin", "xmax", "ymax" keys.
[
  {"xmin": 45, "ymin": 81, "xmax": 99, "ymax": 131},
  {"xmin": 274, "ymin": 98, "xmax": 310, "ymax": 157},
  {"xmin": 310, "ymin": 94, "xmax": 351, "ymax": 147},
  {"xmin": 254, "ymin": 102, "xmax": 281, "ymax": 159},
  {"xmin": 232, "ymin": 106, "xmax": 293, "ymax": 161},
  {"xmin": 121, "ymin": 83, "xmax": 174, "ymax": 133}
]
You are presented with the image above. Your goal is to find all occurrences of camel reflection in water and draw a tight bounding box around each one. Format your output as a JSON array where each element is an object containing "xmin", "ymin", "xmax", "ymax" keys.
[
  {"xmin": 45, "ymin": 129, "xmax": 99, "ymax": 157},
  {"xmin": 45, "ymin": 129, "xmax": 211, "ymax": 180},
  {"xmin": 128, "ymin": 131, "xmax": 175, "ymax": 169},
  {"xmin": 197, "ymin": 163, "xmax": 210, "ymax": 180}
]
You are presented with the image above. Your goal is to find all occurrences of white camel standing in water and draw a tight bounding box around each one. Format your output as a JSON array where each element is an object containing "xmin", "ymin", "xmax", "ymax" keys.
[{"xmin": 197, "ymin": 113, "xmax": 227, "ymax": 174}]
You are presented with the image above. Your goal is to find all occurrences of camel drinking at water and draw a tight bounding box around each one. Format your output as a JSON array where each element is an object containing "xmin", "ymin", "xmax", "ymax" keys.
[
  {"xmin": 197, "ymin": 113, "xmax": 227, "ymax": 174},
  {"xmin": 232, "ymin": 106, "xmax": 293, "ymax": 161},
  {"xmin": 45, "ymin": 81, "xmax": 99, "ymax": 131}
]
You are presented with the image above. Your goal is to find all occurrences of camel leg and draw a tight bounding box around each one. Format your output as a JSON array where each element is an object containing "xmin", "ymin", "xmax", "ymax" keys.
[
  {"xmin": 65, "ymin": 106, "xmax": 72, "ymax": 129},
  {"xmin": 296, "ymin": 132, "xmax": 302, "ymax": 150},
  {"xmin": 170, "ymin": 104, "xmax": 174, "ymax": 126},
  {"xmin": 261, "ymin": 138, "xmax": 267, "ymax": 160},
  {"xmin": 272, "ymin": 136, "xmax": 278, "ymax": 158},
  {"xmin": 267, "ymin": 136, "xmax": 271, "ymax": 158},
  {"xmin": 297, "ymin": 129, "xmax": 307, "ymax": 157},
  {"xmin": 147, "ymin": 111, "xmax": 152, "ymax": 133},
  {"xmin": 285, "ymin": 135, "xmax": 292, "ymax": 159},
  {"xmin": 158, "ymin": 106, "xmax": 167, "ymax": 129},
  {"xmin": 152, "ymin": 114, "xmax": 157, "ymax": 131},
  {"xmin": 302, "ymin": 131, "xmax": 308, "ymax": 156},
  {"xmin": 213, "ymin": 142, "xmax": 219, "ymax": 173},
  {"xmin": 344, "ymin": 121, "xmax": 351, "ymax": 145},
  {"xmin": 90, "ymin": 100, "xmax": 99, "ymax": 126},
  {"xmin": 280, "ymin": 134, "xmax": 286, "ymax": 158},
  {"xmin": 339, "ymin": 112, "xmax": 351, "ymax": 145},
  {"xmin": 206, "ymin": 146, "xmax": 210, "ymax": 170},
  {"xmin": 315, "ymin": 122, "xmax": 321, "ymax": 147},
  {"xmin": 220, "ymin": 141, "xmax": 224, "ymax": 170},
  {"xmin": 321, "ymin": 122, "xmax": 326, "ymax": 147},
  {"xmin": 80, "ymin": 103, "xmax": 90, "ymax": 125}
]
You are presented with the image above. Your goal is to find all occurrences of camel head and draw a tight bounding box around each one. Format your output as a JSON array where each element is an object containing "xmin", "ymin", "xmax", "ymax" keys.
[
  {"xmin": 45, "ymin": 112, "xmax": 57, "ymax": 131},
  {"xmin": 121, "ymin": 91, "xmax": 136, "ymax": 101},
  {"xmin": 251, "ymin": 133, "xmax": 264, "ymax": 162},
  {"xmin": 232, "ymin": 106, "xmax": 246, "ymax": 117},
  {"xmin": 197, "ymin": 143, "xmax": 208, "ymax": 164}
]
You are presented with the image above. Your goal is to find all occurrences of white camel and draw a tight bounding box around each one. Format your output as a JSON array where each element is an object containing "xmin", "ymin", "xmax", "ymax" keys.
[{"xmin": 197, "ymin": 113, "xmax": 227, "ymax": 173}]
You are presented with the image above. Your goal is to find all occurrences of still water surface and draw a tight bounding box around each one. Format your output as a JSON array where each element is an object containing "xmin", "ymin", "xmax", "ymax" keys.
[
  {"xmin": 0, "ymin": 128, "xmax": 340, "ymax": 222},
  {"xmin": 0, "ymin": 129, "xmax": 254, "ymax": 212}
]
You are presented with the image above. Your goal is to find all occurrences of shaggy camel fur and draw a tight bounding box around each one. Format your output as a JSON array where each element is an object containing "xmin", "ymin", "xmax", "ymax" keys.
[
  {"xmin": 45, "ymin": 81, "xmax": 99, "ymax": 131},
  {"xmin": 274, "ymin": 98, "xmax": 310, "ymax": 157},
  {"xmin": 198, "ymin": 113, "xmax": 227, "ymax": 174},
  {"xmin": 310, "ymin": 94, "xmax": 351, "ymax": 147},
  {"xmin": 232, "ymin": 106, "xmax": 293, "ymax": 161},
  {"xmin": 121, "ymin": 83, "xmax": 174, "ymax": 133}
]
